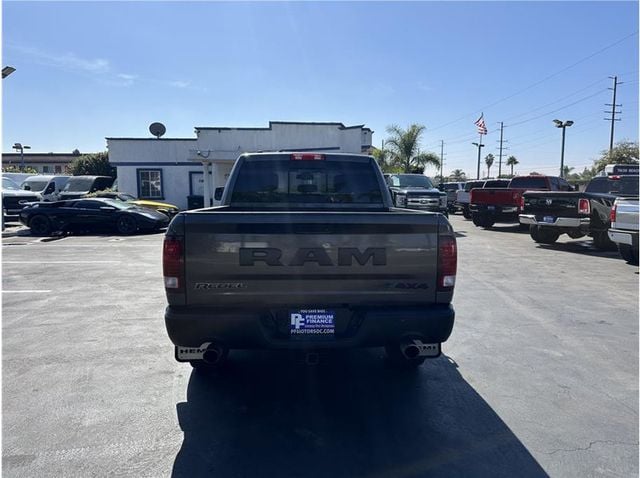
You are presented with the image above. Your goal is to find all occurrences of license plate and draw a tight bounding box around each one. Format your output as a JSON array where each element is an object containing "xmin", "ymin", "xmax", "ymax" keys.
[
  {"xmin": 487, "ymin": 205, "xmax": 495, "ymax": 211},
  {"xmin": 290, "ymin": 309, "xmax": 335, "ymax": 339},
  {"xmin": 543, "ymin": 216, "xmax": 555, "ymax": 223}
]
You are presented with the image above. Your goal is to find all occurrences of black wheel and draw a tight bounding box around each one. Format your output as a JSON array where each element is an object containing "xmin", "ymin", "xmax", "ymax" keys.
[
  {"xmin": 592, "ymin": 231, "xmax": 616, "ymax": 251},
  {"xmin": 530, "ymin": 226, "xmax": 559, "ymax": 244},
  {"xmin": 384, "ymin": 344, "xmax": 427, "ymax": 369},
  {"xmin": 472, "ymin": 214, "xmax": 483, "ymax": 227},
  {"xmin": 29, "ymin": 215, "xmax": 52, "ymax": 236},
  {"xmin": 116, "ymin": 215, "xmax": 138, "ymax": 235},
  {"xmin": 462, "ymin": 206, "xmax": 472, "ymax": 220},
  {"xmin": 618, "ymin": 244, "xmax": 639, "ymax": 265}
]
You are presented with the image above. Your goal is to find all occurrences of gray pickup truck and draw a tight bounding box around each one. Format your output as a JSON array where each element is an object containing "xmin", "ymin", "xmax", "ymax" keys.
[{"xmin": 163, "ymin": 152, "xmax": 457, "ymax": 370}]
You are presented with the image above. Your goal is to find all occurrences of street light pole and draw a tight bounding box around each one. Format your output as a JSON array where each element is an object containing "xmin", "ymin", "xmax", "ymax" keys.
[
  {"xmin": 12, "ymin": 143, "xmax": 31, "ymax": 172},
  {"xmin": 553, "ymin": 120, "xmax": 573, "ymax": 178}
]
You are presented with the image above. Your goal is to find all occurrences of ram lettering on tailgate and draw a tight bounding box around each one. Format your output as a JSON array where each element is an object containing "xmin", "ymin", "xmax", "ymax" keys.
[{"xmin": 239, "ymin": 247, "xmax": 386, "ymax": 266}]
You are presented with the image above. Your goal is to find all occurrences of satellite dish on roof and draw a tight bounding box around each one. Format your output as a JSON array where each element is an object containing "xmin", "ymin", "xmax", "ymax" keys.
[{"xmin": 149, "ymin": 122, "xmax": 166, "ymax": 139}]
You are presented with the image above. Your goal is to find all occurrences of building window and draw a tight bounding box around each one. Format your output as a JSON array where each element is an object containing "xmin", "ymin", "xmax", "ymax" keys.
[
  {"xmin": 54, "ymin": 165, "xmax": 62, "ymax": 174},
  {"xmin": 137, "ymin": 169, "xmax": 163, "ymax": 199},
  {"xmin": 42, "ymin": 165, "xmax": 50, "ymax": 173}
]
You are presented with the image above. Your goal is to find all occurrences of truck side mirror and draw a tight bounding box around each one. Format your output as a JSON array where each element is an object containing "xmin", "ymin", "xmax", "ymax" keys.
[
  {"xmin": 214, "ymin": 187, "xmax": 224, "ymax": 201},
  {"xmin": 23, "ymin": 184, "xmax": 31, "ymax": 191},
  {"xmin": 44, "ymin": 184, "xmax": 55, "ymax": 194}
]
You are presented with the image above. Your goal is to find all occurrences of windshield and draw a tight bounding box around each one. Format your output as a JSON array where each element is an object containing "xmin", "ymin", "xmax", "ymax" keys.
[
  {"xmin": 484, "ymin": 180, "xmax": 510, "ymax": 188},
  {"xmin": 99, "ymin": 198, "xmax": 133, "ymax": 210},
  {"xmin": 464, "ymin": 181, "xmax": 485, "ymax": 191},
  {"xmin": 2, "ymin": 177, "xmax": 20, "ymax": 190},
  {"xmin": 22, "ymin": 180, "xmax": 49, "ymax": 192},
  {"xmin": 443, "ymin": 183, "xmax": 460, "ymax": 191},
  {"xmin": 509, "ymin": 177, "xmax": 548, "ymax": 189},
  {"xmin": 585, "ymin": 176, "xmax": 639, "ymax": 195},
  {"xmin": 230, "ymin": 159, "xmax": 383, "ymax": 206},
  {"xmin": 390, "ymin": 175, "xmax": 434, "ymax": 188}
]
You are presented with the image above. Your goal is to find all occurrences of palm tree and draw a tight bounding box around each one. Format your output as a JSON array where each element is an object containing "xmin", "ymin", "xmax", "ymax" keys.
[
  {"xmin": 450, "ymin": 169, "xmax": 466, "ymax": 181},
  {"xmin": 371, "ymin": 146, "xmax": 393, "ymax": 173},
  {"xmin": 506, "ymin": 155, "xmax": 519, "ymax": 176},
  {"xmin": 385, "ymin": 124, "xmax": 440, "ymax": 173},
  {"xmin": 562, "ymin": 165, "xmax": 575, "ymax": 178},
  {"xmin": 485, "ymin": 154, "xmax": 495, "ymax": 178}
]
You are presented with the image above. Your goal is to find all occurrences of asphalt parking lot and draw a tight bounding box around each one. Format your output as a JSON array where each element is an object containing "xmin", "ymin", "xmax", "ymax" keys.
[{"xmin": 2, "ymin": 215, "xmax": 638, "ymax": 477}]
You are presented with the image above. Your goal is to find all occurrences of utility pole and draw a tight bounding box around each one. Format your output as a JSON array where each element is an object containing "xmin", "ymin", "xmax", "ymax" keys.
[
  {"xmin": 439, "ymin": 140, "xmax": 444, "ymax": 180},
  {"xmin": 497, "ymin": 122, "xmax": 504, "ymax": 177},
  {"xmin": 605, "ymin": 76, "xmax": 622, "ymax": 155},
  {"xmin": 472, "ymin": 134, "xmax": 485, "ymax": 180}
]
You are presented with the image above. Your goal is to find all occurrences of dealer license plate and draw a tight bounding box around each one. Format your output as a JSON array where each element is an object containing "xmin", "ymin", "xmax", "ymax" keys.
[
  {"xmin": 290, "ymin": 309, "xmax": 335, "ymax": 339},
  {"xmin": 543, "ymin": 216, "xmax": 555, "ymax": 223}
]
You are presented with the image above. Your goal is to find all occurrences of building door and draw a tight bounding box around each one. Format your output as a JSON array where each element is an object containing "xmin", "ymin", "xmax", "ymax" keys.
[{"xmin": 189, "ymin": 172, "xmax": 204, "ymax": 196}]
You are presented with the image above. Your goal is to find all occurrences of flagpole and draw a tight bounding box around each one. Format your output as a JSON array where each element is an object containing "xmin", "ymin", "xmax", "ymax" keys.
[{"xmin": 476, "ymin": 133, "xmax": 483, "ymax": 180}]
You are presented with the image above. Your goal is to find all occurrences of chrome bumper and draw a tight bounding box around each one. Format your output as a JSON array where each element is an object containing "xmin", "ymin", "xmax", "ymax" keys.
[
  {"xmin": 519, "ymin": 214, "xmax": 590, "ymax": 228},
  {"xmin": 608, "ymin": 229, "xmax": 638, "ymax": 246}
]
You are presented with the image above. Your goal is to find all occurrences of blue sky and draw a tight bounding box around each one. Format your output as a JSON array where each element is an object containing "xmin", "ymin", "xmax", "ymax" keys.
[{"xmin": 3, "ymin": 1, "xmax": 638, "ymax": 177}]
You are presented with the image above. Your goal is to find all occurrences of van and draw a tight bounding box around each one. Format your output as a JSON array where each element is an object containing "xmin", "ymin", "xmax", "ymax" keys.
[
  {"xmin": 58, "ymin": 175, "xmax": 115, "ymax": 200},
  {"xmin": 21, "ymin": 175, "xmax": 70, "ymax": 201}
]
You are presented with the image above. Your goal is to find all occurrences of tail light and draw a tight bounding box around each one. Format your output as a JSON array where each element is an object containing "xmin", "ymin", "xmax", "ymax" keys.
[
  {"xmin": 291, "ymin": 153, "xmax": 325, "ymax": 161},
  {"xmin": 578, "ymin": 198, "xmax": 591, "ymax": 215},
  {"xmin": 610, "ymin": 203, "xmax": 617, "ymax": 223},
  {"xmin": 163, "ymin": 236, "xmax": 184, "ymax": 291},
  {"xmin": 437, "ymin": 235, "xmax": 457, "ymax": 291}
]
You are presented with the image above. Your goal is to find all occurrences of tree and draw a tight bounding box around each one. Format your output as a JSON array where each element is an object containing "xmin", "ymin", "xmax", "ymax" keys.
[
  {"xmin": 384, "ymin": 124, "xmax": 440, "ymax": 173},
  {"xmin": 484, "ymin": 154, "xmax": 495, "ymax": 177},
  {"xmin": 72, "ymin": 149, "xmax": 81, "ymax": 156},
  {"xmin": 506, "ymin": 155, "xmax": 519, "ymax": 176},
  {"xmin": 449, "ymin": 169, "xmax": 466, "ymax": 181},
  {"xmin": 593, "ymin": 140, "xmax": 639, "ymax": 173},
  {"xmin": 68, "ymin": 152, "xmax": 116, "ymax": 178},
  {"xmin": 2, "ymin": 165, "xmax": 38, "ymax": 174},
  {"xmin": 371, "ymin": 146, "xmax": 400, "ymax": 173},
  {"xmin": 562, "ymin": 165, "xmax": 575, "ymax": 178}
]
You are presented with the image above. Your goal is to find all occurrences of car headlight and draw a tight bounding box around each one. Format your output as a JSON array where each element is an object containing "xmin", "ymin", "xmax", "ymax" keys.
[
  {"xmin": 396, "ymin": 194, "xmax": 407, "ymax": 207},
  {"xmin": 440, "ymin": 196, "xmax": 447, "ymax": 207}
]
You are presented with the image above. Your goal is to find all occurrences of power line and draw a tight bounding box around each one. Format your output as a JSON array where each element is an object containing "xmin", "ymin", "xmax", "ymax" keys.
[{"xmin": 427, "ymin": 30, "xmax": 638, "ymax": 132}]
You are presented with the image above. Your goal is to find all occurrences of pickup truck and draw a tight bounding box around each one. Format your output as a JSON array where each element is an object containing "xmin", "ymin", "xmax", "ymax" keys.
[
  {"xmin": 608, "ymin": 197, "xmax": 639, "ymax": 264},
  {"xmin": 440, "ymin": 182, "xmax": 465, "ymax": 213},
  {"xmin": 519, "ymin": 175, "xmax": 639, "ymax": 248},
  {"xmin": 385, "ymin": 174, "xmax": 448, "ymax": 216},
  {"xmin": 457, "ymin": 179, "xmax": 509, "ymax": 219},
  {"xmin": 163, "ymin": 152, "xmax": 457, "ymax": 370},
  {"xmin": 470, "ymin": 175, "xmax": 571, "ymax": 228}
]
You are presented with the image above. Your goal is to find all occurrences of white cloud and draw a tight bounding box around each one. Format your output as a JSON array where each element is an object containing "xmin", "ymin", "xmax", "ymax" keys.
[{"xmin": 167, "ymin": 80, "xmax": 191, "ymax": 88}]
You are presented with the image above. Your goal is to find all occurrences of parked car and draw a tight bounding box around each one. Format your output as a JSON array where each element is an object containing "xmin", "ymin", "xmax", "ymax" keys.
[
  {"xmin": 164, "ymin": 152, "xmax": 457, "ymax": 370},
  {"xmin": 19, "ymin": 197, "xmax": 170, "ymax": 236},
  {"xmin": 58, "ymin": 176, "xmax": 114, "ymax": 200},
  {"xmin": 21, "ymin": 175, "xmax": 70, "ymax": 201},
  {"xmin": 2, "ymin": 172, "xmax": 34, "ymax": 186},
  {"xmin": 470, "ymin": 175, "xmax": 570, "ymax": 228},
  {"xmin": 440, "ymin": 182, "xmax": 465, "ymax": 213},
  {"xmin": 385, "ymin": 173, "xmax": 448, "ymax": 215},
  {"xmin": 91, "ymin": 192, "xmax": 179, "ymax": 218},
  {"xmin": 2, "ymin": 176, "xmax": 39, "ymax": 225},
  {"xmin": 608, "ymin": 197, "xmax": 639, "ymax": 264},
  {"xmin": 456, "ymin": 179, "xmax": 509, "ymax": 219},
  {"xmin": 519, "ymin": 175, "xmax": 639, "ymax": 248}
]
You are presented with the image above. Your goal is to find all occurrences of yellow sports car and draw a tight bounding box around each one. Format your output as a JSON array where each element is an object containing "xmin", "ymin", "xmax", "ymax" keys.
[{"xmin": 93, "ymin": 192, "xmax": 180, "ymax": 218}]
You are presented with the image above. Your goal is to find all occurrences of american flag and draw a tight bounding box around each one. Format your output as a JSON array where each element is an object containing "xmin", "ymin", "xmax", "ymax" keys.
[{"xmin": 475, "ymin": 114, "xmax": 488, "ymax": 135}]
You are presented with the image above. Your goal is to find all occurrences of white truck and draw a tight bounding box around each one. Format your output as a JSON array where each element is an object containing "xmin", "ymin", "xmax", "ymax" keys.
[{"xmin": 608, "ymin": 197, "xmax": 639, "ymax": 265}]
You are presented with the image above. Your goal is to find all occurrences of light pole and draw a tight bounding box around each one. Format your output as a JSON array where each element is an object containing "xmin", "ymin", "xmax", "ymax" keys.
[
  {"xmin": 472, "ymin": 141, "xmax": 485, "ymax": 179},
  {"xmin": 553, "ymin": 119, "xmax": 573, "ymax": 178},
  {"xmin": 12, "ymin": 143, "xmax": 31, "ymax": 171}
]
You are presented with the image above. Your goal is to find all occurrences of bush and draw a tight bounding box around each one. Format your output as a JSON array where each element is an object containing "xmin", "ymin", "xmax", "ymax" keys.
[{"xmin": 68, "ymin": 152, "xmax": 116, "ymax": 178}]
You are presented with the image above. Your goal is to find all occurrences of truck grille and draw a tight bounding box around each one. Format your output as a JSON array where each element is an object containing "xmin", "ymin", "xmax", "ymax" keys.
[{"xmin": 407, "ymin": 195, "xmax": 440, "ymax": 207}]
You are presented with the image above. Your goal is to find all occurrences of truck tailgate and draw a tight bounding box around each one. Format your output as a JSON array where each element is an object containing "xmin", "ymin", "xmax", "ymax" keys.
[
  {"xmin": 523, "ymin": 191, "xmax": 581, "ymax": 218},
  {"xmin": 183, "ymin": 211, "xmax": 442, "ymax": 307},
  {"xmin": 471, "ymin": 188, "xmax": 522, "ymax": 206}
]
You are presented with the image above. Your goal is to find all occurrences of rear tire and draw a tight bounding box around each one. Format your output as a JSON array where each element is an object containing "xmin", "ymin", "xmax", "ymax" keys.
[
  {"xmin": 462, "ymin": 206, "xmax": 471, "ymax": 219},
  {"xmin": 116, "ymin": 215, "xmax": 138, "ymax": 235},
  {"xmin": 472, "ymin": 213, "xmax": 494, "ymax": 228},
  {"xmin": 29, "ymin": 215, "xmax": 52, "ymax": 236},
  {"xmin": 385, "ymin": 344, "xmax": 427, "ymax": 369},
  {"xmin": 529, "ymin": 226, "xmax": 559, "ymax": 244},
  {"xmin": 592, "ymin": 231, "xmax": 616, "ymax": 251},
  {"xmin": 618, "ymin": 244, "xmax": 639, "ymax": 265}
]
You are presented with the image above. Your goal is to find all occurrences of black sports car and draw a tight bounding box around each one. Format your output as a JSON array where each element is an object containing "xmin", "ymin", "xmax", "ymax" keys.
[{"xmin": 19, "ymin": 198, "xmax": 170, "ymax": 236}]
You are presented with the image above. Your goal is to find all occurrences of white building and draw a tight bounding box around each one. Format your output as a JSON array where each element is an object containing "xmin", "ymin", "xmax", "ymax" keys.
[{"xmin": 107, "ymin": 121, "xmax": 373, "ymax": 210}]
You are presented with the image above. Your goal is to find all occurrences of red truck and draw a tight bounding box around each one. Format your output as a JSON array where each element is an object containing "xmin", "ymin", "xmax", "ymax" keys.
[{"xmin": 469, "ymin": 175, "xmax": 573, "ymax": 228}]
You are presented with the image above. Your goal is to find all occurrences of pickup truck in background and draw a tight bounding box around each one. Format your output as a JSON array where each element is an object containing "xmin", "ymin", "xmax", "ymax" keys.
[
  {"xmin": 164, "ymin": 152, "xmax": 457, "ymax": 371},
  {"xmin": 456, "ymin": 179, "xmax": 509, "ymax": 219},
  {"xmin": 608, "ymin": 197, "xmax": 639, "ymax": 264},
  {"xmin": 385, "ymin": 173, "xmax": 448, "ymax": 216},
  {"xmin": 440, "ymin": 182, "xmax": 465, "ymax": 213},
  {"xmin": 520, "ymin": 174, "xmax": 639, "ymax": 248},
  {"xmin": 470, "ymin": 175, "xmax": 571, "ymax": 228}
]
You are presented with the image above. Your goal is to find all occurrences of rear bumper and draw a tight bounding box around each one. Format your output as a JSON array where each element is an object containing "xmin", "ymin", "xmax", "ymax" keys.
[
  {"xmin": 608, "ymin": 228, "xmax": 639, "ymax": 247},
  {"xmin": 470, "ymin": 204, "xmax": 519, "ymax": 222},
  {"xmin": 165, "ymin": 303, "xmax": 455, "ymax": 349},
  {"xmin": 519, "ymin": 214, "xmax": 590, "ymax": 229}
]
